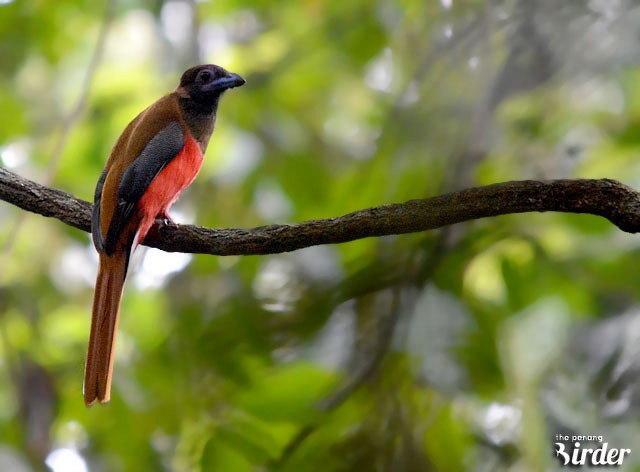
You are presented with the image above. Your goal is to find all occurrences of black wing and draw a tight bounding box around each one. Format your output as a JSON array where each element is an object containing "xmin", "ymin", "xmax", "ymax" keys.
[
  {"xmin": 92, "ymin": 168, "xmax": 108, "ymax": 252},
  {"xmin": 99, "ymin": 121, "xmax": 184, "ymax": 255}
]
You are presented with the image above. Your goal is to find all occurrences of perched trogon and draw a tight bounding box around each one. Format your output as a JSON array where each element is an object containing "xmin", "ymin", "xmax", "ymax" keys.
[{"xmin": 85, "ymin": 64, "xmax": 245, "ymax": 406}]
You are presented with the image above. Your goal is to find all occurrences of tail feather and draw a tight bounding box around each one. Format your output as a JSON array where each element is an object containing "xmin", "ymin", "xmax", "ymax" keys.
[{"xmin": 84, "ymin": 253, "xmax": 128, "ymax": 407}]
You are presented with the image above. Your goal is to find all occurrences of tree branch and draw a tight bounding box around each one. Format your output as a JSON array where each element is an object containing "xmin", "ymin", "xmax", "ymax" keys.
[{"xmin": 1, "ymin": 166, "xmax": 639, "ymax": 256}]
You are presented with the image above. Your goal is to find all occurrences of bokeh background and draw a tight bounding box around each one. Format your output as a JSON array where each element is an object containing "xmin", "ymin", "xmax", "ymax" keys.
[{"xmin": 3, "ymin": 0, "xmax": 640, "ymax": 470}]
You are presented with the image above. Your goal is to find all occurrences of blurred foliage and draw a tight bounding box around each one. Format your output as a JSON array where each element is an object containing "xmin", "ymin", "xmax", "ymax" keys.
[{"xmin": 3, "ymin": 0, "xmax": 640, "ymax": 471}]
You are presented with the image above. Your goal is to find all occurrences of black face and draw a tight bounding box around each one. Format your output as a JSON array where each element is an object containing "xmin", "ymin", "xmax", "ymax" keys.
[{"xmin": 180, "ymin": 64, "xmax": 245, "ymax": 106}]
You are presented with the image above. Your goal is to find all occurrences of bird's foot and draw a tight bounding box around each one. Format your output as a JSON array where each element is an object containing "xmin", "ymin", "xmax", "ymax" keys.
[{"xmin": 157, "ymin": 212, "xmax": 175, "ymax": 226}]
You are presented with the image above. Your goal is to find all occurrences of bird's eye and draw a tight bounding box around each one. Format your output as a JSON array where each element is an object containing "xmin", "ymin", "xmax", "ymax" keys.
[{"xmin": 198, "ymin": 70, "xmax": 212, "ymax": 82}]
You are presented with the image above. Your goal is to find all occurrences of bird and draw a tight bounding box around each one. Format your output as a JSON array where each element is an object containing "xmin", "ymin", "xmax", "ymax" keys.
[{"xmin": 84, "ymin": 64, "xmax": 245, "ymax": 406}]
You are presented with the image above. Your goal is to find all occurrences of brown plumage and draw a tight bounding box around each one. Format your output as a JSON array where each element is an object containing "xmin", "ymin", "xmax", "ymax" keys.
[{"xmin": 85, "ymin": 65, "xmax": 244, "ymax": 406}]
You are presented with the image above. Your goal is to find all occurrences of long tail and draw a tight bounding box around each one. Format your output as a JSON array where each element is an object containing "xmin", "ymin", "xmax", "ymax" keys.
[{"xmin": 84, "ymin": 252, "xmax": 128, "ymax": 406}]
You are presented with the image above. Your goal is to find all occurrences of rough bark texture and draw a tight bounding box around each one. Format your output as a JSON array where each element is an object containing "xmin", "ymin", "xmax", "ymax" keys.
[{"xmin": 1, "ymin": 166, "xmax": 640, "ymax": 256}]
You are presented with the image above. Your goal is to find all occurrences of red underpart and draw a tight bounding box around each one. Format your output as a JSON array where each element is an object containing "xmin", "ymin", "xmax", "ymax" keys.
[{"xmin": 136, "ymin": 135, "xmax": 204, "ymax": 245}]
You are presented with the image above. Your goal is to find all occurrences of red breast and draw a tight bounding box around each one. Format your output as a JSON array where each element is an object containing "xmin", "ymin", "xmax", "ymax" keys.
[{"xmin": 136, "ymin": 135, "xmax": 204, "ymax": 244}]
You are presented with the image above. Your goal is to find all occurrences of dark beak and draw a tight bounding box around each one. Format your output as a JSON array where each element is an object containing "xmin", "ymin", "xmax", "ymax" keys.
[{"xmin": 211, "ymin": 73, "xmax": 245, "ymax": 92}]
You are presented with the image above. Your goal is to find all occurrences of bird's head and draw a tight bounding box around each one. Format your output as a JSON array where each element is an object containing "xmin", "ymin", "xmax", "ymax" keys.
[{"xmin": 176, "ymin": 64, "xmax": 245, "ymax": 107}]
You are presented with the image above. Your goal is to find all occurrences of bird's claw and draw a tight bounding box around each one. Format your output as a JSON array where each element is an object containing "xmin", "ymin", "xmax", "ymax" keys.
[{"xmin": 157, "ymin": 212, "xmax": 175, "ymax": 227}]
